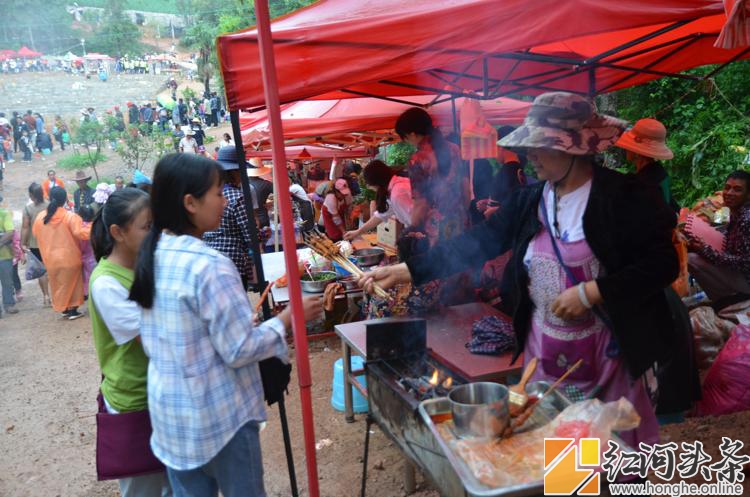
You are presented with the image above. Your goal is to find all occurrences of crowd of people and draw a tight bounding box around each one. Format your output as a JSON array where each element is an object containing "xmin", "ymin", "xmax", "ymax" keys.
[{"xmin": 0, "ymin": 89, "xmax": 748, "ymax": 496}]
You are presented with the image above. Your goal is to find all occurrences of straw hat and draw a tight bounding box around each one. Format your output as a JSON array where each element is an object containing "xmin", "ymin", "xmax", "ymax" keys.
[
  {"xmin": 499, "ymin": 92, "xmax": 627, "ymax": 155},
  {"xmin": 615, "ymin": 118, "xmax": 674, "ymax": 160},
  {"xmin": 74, "ymin": 170, "xmax": 92, "ymax": 182}
]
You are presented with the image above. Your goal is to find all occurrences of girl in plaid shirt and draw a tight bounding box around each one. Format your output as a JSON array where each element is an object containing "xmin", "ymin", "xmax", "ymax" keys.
[{"xmin": 130, "ymin": 154, "xmax": 321, "ymax": 497}]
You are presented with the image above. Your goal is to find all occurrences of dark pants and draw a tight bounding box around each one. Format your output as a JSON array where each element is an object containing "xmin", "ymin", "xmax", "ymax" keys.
[
  {"xmin": 12, "ymin": 262, "xmax": 21, "ymax": 292},
  {"xmin": 13, "ymin": 133, "xmax": 20, "ymax": 152},
  {"xmin": 211, "ymin": 110, "xmax": 219, "ymax": 127},
  {"xmin": 23, "ymin": 148, "xmax": 31, "ymax": 161}
]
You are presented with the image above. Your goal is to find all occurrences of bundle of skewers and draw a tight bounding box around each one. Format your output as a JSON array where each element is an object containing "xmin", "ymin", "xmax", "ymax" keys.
[{"xmin": 302, "ymin": 229, "xmax": 391, "ymax": 300}]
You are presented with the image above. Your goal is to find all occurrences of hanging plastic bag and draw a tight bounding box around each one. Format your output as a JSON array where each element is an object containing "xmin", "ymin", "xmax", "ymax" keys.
[
  {"xmin": 695, "ymin": 325, "xmax": 750, "ymax": 416},
  {"xmin": 25, "ymin": 250, "xmax": 46, "ymax": 281}
]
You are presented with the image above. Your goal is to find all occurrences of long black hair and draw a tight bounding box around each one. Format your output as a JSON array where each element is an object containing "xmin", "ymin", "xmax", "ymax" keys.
[
  {"xmin": 44, "ymin": 186, "xmax": 67, "ymax": 224},
  {"xmin": 91, "ymin": 188, "xmax": 150, "ymax": 262},
  {"xmin": 363, "ymin": 160, "xmax": 395, "ymax": 214},
  {"xmin": 28, "ymin": 182, "xmax": 44, "ymax": 205},
  {"xmin": 395, "ymin": 107, "xmax": 451, "ymax": 177},
  {"xmin": 129, "ymin": 153, "xmax": 223, "ymax": 308}
]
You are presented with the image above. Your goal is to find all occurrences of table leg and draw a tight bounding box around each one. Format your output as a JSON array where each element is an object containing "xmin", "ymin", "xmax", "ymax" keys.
[
  {"xmin": 404, "ymin": 460, "xmax": 416, "ymax": 494},
  {"xmin": 342, "ymin": 340, "xmax": 355, "ymax": 423}
]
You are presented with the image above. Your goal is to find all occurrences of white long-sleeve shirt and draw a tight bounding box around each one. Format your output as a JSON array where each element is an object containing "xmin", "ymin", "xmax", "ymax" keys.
[{"xmin": 373, "ymin": 175, "xmax": 413, "ymax": 227}]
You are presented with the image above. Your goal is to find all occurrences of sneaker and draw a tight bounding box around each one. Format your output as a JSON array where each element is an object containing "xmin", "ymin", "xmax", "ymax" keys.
[
  {"xmin": 5, "ymin": 306, "xmax": 19, "ymax": 314},
  {"xmin": 67, "ymin": 310, "xmax": 84, "ymax": 320}
]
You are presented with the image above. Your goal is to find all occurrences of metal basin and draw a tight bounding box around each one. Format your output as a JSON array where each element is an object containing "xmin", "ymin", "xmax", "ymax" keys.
[
  {"xmin": 448, "ymin": 382, "xmax": 509, "ymax": 439},
  {"xmin": 351, "ymin": 247, "xmax": 385, "ymax": 267},
  {"xmin": 339, "ymin": 275, "xmax": 359, "ymax": 291},
  {"xmin": 300, "ymin": 271, "xmax": 338, "ymax": 293}
]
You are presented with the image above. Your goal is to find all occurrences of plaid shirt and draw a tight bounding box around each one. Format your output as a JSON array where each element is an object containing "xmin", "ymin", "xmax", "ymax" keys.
[
  {"xmin": 698, "ymin": 203, "xmax": 750, "ymax": 283},
  {"xmin": 140, "ymin": 233, "xmax": 287, "ymax": 470},
  {"xmin": 203, "ymin": 184, "xmax": 254, "ymax": 280}
]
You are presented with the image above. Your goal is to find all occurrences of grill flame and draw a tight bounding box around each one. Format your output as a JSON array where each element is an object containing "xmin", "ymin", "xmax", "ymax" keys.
[
  {"xmin": 428, "ymin": 368, "xmax": 439, "ymax": 386},
  {"xmin": 442, "ymin": 376, "xmax": 453, "ymax": 389}
]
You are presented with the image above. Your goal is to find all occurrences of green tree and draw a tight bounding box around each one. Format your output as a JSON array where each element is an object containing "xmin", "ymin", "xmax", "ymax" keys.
[
  {"xmin": 117, "ymin": 125, "xmax": 155, "ymax": 170},
  {"xmin": 0, "ymin": 1, "xmax": 83, "ymax": 53},
  {"xmin": 616, "ymin": 61, "xmax": 750, "ymax": 206},
  {"xmin": 88, "ymin": 0, "xmax": 142, "ymax": 56},
  {"xmin": 75, "ymin": 120, "xmax": 109, "ymax": 182}
]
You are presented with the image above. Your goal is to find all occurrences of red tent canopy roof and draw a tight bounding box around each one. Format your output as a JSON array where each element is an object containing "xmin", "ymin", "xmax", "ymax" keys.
[
  {"xmin": 240, "ymin": 95, "xmax": 531, "ymax": 149},
  {"xmin": 218, "ymin": 0, "xmax": 747, "ymax": 110},
  {"xmin": 16, "ymin": 46, "xmax": 41, "ymax": 58},
  {"xmin": 244, "ymin": 145, "xmax": 370, "ymax": 159}
]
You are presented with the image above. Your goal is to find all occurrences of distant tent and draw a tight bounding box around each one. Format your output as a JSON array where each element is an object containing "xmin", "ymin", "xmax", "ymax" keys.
[
  {"xmin": 17, "ymin": 46, "xmax": 42, "ymax": 58},
  {"xmin": 0, "ymin": 49, "xmax": 16, "ymax": 59},
  {"xmin": 84, "ymin": 52, "xmax": 113, "ymax": 60}
]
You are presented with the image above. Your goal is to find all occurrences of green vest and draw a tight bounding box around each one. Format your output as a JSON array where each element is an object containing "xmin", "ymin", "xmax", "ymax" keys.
[{"xmin": 88, "ymin": 258, "xmax": 148, "ymax": 412}]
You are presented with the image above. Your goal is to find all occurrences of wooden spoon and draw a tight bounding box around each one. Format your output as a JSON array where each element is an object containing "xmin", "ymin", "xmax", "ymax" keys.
[{"xmin": 508, "ymin": 357, "xmax": 538, "ymax": 417}]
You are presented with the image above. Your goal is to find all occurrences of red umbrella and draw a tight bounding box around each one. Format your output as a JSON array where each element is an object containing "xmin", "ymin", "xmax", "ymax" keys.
[{"xmin": 16, "ymin": 46, "xmax": 42, "ymax": 58}]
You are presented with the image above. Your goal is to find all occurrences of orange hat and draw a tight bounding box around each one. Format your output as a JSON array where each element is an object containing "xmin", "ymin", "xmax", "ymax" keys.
[{"xmin": 615, "ymin": 118, "xmax": 673, "ymax": 161}]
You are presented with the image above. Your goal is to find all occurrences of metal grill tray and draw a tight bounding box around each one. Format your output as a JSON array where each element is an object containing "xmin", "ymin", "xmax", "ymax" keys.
[{"xmin": 418, "ymin": 385, "xmax": 630, "ymax": 497}]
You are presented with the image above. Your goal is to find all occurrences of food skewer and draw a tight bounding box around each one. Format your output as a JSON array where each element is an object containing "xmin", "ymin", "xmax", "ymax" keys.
[
  {"xmin": 498, "ymin": 358, "xmax": 584, "ymax": 440},
  {"xmin": 255, "ymin": 281, "xmax": 275, "ymax": 314},
  {"xmin": 303, "ymin": 229, "xmax": 391, "ymax": 299}
]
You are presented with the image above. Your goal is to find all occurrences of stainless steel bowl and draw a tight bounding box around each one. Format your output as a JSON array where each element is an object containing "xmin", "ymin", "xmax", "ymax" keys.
[
  {"xmin": 448, "ymin": 382, "xmax": 509, "ymax": 439},
  {"xmin": 300, "ymin": 271, "xmax": 338, "ymax": 293},
  {"xmin": 339, "ymin": 275, "xmax": 359, "ymax": 291},
  {"xmin": 351, "ymin": 247, "xmax": 385, "ymax": 267}
]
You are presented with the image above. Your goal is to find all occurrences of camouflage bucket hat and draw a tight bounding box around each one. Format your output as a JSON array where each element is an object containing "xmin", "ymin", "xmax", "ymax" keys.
[{"xmin": 498, "ymin": 92, "xmax": 628, "ymax": 155}]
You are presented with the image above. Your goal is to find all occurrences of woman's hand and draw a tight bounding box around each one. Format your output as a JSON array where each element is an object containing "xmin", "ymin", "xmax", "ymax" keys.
[
  {"xmin": 550, "ymin": 281, "xmax": 602, "ymax": 321},
  {"xmin": 357, "ymin": 262, "xmax": 412, "ymax": 294},
  {"xmin": 343, "ymin": 229, "xmax": 359, "ymax": 241}
]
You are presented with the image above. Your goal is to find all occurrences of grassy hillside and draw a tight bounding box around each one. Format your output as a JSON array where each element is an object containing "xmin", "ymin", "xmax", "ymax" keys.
[{"xmin": 77, "ymin": 0, "xmax": 180, "ymax": 14}]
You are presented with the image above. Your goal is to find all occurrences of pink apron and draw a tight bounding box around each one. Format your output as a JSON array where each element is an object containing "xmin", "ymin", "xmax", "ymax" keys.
[{"xmin": 523, "ymin": 226, "xmax": 659, "ymax": 449}]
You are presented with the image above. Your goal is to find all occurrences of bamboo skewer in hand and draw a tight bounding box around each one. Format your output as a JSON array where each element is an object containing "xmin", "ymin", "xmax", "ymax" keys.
[{"xmin": 303, "ymin": 229, "xmax": 391, "ymax": 300}]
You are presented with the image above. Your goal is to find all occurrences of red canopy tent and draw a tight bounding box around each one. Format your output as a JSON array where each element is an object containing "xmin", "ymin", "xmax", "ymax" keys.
[
  {"xmin": 16, "ymin": 46, "xmax": 41, "ymax": 58},
  {"xmin": 240, "ymin": 95, "xmax": 531, "ymax": 149},
  {"xmin": 84, "ymin": 52, "xmax": 114, "ymax": 60},
  {"xmin": 219, "ymin": 2, "xmax": 750, "ymax": 496},
  {"xmin": 245, "ymin": 144, "xmax": 370, "ymax": 159},
  {"xmin": 0, "ymin": 49, "xmax": 16, "ymax": 60},
  {"xmin": 218, "ymin": 0, "xmax": 750, "ymax": 109}
]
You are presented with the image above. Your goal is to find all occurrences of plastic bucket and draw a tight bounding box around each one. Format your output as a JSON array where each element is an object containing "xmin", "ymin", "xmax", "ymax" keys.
[{"xmin": 331, "ymin": 356, "xmax": 368, "ymax": 413}]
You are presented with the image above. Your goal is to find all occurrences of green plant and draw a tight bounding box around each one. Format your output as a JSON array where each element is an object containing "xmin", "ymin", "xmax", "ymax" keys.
[
  {"xmin": 181, "ymin": 87, "xmax": 197, "ymax": 102},
  {"xmin": 57, "ymin": 152, "xmax": 108, "ymax": 171},
  {"xmin": 353, "ymin": 175, "xmax": 376, "ymax": 205},
  {"xmin": 116, "ymin": 125, "xmax": 155, "ymax": 170},
  {"xmin": 74, "ymin": 120, "xmax": 109, "ymax": 181},
  {"xmin": 383, "ymin": 141, "xmax": 416, "ymax": 168}
]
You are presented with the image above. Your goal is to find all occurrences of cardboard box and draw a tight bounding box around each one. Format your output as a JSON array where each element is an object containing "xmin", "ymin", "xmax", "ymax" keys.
[{"xmin": 377, "ymin": 218, "xmax": 403, "ymax": 250}]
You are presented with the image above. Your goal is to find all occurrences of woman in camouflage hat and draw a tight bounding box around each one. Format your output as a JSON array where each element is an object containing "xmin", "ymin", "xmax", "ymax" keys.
[{"xmin": 361, "ymin": 92, "xmax": 680, "ymax": 452}]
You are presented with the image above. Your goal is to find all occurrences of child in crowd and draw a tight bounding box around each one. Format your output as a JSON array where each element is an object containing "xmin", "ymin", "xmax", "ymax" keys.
[
  {"xmin": 19, "ymin": 131, "xmax": 32, "ymax": 162},
  {"xmin": 88, "ymin": 187, "xmax": 171, "ymax": 496},
  {"xmin": 129, "ymin": 154, "xmax": 322, "ymax": 496},
  {"xmin": 78, "ymin": 205, "xmax": 97, "ymax": 298}
]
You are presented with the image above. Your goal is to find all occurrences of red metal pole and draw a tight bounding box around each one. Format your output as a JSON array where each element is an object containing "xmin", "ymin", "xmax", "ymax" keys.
[{"xmin": 251, "ymin": 1, "xmax": 320, "ymax": 497}]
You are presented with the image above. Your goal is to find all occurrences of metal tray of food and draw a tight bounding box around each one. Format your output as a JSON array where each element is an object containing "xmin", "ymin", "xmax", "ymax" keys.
[{"xmin": 418, "ymin": 383, "xmax": 632, "ymax": 497}]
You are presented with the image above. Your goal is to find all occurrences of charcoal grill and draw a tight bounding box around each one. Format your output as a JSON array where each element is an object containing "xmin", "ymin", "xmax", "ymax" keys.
[{"xmin": 360, "ymin": 318, "xmax": 470, "ymax": 497}]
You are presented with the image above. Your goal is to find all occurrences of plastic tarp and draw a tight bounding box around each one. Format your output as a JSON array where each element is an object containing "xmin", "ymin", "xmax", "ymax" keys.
[
  {"xmin": 84, "ymin": 53, "xmax": 114, "ymax": 60},
  {"xmin": 240, "ymin": 95, "xmax": 530, "ymax": 148},
  {"xmin": 217, "ymin": 0, "xmax": 749, "ymax": 110},
  {"xmin": 16, "ymin": 46, "xmax": 42, "ymax": 58}
]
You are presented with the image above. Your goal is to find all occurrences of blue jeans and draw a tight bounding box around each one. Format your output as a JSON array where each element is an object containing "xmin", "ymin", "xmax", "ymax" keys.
[{"xmin": 166, "ymin": 421, "xmax": 266, "ymax": 497}]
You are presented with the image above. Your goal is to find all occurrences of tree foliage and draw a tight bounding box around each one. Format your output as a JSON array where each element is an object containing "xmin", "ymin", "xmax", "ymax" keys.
[
  {"xmin": 87, "ymin": 0, "xmax": 143, "ymax": 56},
  {"xmin": 0, "ymin": 1, "xmax": 83, "ymax": 53},
  {"xmin": 615, "ymin": 61, "xmax": 750, "ymax": 206},
  {"xmin": 74, "ymin": 120, "xmax": 109, "ymax": 181},
  {"xmin": 180, "ymin": 0, "xmax": 315, "ymax": 96}
]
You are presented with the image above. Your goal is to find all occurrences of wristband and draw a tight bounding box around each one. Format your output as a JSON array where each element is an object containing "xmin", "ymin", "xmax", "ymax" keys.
[{"xmin": 577, "ymin": 282, "xmax": 593, "ymax": 309}]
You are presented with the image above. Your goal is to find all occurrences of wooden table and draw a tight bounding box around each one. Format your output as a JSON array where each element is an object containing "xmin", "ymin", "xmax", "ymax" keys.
[{"xmin": 334, "ymin": 302, "xmax": 523, "ymax": 422}]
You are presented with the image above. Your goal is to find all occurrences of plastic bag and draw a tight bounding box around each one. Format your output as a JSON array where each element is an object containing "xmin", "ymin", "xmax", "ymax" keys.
[
  {"xmin": 690, "ymin": 306, "xmax": 734, "ymax": 369},
  {"xmin": 695, "ymin": 325, "xmax": 750, "ymax": 416},
  {"xmin": 25, "ymin": 250, "xmax": 46, "ymax": 280}
]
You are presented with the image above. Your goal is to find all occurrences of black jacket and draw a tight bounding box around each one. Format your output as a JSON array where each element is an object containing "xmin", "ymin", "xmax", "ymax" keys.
[{"xmin": 407, "ymin": 166, "xmax": 679, "ymax": 379}]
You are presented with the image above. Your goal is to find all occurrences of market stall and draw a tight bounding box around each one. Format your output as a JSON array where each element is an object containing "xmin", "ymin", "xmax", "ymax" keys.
[{"xmin": 218, "ymin": 2, "xmax": 750, "ymax": 496}]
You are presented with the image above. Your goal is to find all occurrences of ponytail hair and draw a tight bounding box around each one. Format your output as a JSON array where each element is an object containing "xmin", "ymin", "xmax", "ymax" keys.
[
  {"xmin": 91, "ymin": 187, "xmax": 149, "ymax": 262},
  {"xmin": 129, "ymin": 153, "xmax": 223, "ymax": 308},
  {"xmin": 395, "ymin": 107, "xmax": 452, "ymax": 177},
  {"xmin": 44, "ymin": 186, "xmax": 67, "ymax": 224},
  {"xmin": 363, "ymin": 160, "xmax": 395, "ymax": 214}
]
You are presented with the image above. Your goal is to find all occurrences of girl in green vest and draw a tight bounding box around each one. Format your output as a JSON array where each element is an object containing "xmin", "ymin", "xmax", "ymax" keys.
[{"xmin": 89, "ymin": 188, "xmax": 171, "ymax": 497}]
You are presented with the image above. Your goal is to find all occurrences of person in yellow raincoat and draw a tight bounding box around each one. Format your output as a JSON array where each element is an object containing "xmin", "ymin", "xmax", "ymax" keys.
[{"xmin": 33, "ymin": 186, "xmax": 91, "ymax": 320}]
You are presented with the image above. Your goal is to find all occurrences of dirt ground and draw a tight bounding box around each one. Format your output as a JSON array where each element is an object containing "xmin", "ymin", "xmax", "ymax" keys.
[{"xmin": 1, "ymin": 100, "xmax": 749, "ymax": 497}]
